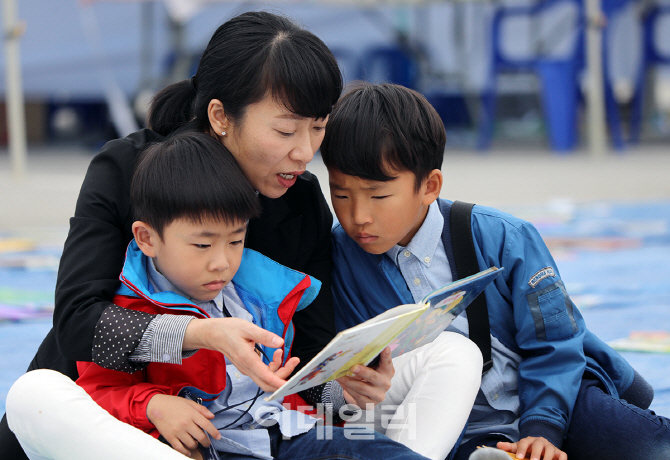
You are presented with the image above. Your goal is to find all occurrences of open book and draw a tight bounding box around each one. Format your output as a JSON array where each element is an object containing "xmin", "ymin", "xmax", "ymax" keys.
[{"xmin": 266, "ymin": 266, "xmax": 502, "ymax": 401}]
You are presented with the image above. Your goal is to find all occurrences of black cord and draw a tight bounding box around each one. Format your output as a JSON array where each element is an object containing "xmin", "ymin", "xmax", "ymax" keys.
[{"xmin": 212, "ymin": 297, "xmax": 271, "ymax": 430}]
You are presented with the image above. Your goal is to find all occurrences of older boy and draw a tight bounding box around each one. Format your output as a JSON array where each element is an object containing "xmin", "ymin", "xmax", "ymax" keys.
[{"xmin": 320, "ymin": 83, "xmax": 670, "ymax": 460}]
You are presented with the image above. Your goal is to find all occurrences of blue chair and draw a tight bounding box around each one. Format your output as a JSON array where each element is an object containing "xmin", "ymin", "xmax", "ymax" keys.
[
  {"xmin": 358, "ymin": 45, "xmax": 418, "ymax": 89},
  {"xmin": 330, "ymin": 47, "xmax": 361, "ymax": 86},
  {"xmin": 601, "ymin": 0, "xmax": 643, "ymax": 150},
  {"xmin": 630, "ymin": 3, "xmax": 670, "ymax": 143},
  {"xmin": 477, "ymin": 0, "xmax": 585, "ymax": 152}
]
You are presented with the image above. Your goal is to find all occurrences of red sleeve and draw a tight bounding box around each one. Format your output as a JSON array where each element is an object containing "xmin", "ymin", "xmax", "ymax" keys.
[{"xmin": 76, "ymin": 361, "xmax": 170, "ymax": 434}]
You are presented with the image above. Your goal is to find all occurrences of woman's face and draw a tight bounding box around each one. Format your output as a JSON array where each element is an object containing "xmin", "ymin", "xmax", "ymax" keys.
[{"xmin": 223, "ymin": 95, "xmax": 328, "ymax": 199}]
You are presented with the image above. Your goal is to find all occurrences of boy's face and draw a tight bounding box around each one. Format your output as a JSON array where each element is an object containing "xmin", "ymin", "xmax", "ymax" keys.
[
  {"xmin": 135, "ymin": 217, "xmax": 247, "ymax": 302},
  {"xmin": 329, "ymin": 168, "xmax": 437, "ymax": 255}
]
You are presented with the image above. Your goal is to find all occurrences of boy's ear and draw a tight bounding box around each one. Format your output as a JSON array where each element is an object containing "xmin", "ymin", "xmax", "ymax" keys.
[
  {"xmin": 132, "ymin": 221, "xmax": 158, "ymax": 258},
  {"xmin": 207, "ymin": 99, "xmax": 230, "ymax": 138},
  {"xmin": 421, "ymin": 169, "xmax": 443, "ymax": 205}
]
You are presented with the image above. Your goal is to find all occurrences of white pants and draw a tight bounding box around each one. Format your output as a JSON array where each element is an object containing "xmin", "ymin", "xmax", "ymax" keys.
[
  {"xmin": 346, "ymin": 332, "xmax": 482, "ymax": 460},
  {"xmin": 6, "ymin": 369, "xmax": 188, "ymax": 460}
]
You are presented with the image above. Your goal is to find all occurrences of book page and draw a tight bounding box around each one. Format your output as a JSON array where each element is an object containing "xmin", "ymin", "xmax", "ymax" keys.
[
  {"xmin": 267, "ymin": 266, "xmax": 502, "ymax": 401},
  {"xmin": 389, "ymin": 267, "xmax": 501, "ymax": 358},
  {"xmin": 266, "ymin": 304, "xmax": 427, "ymax": 401}
]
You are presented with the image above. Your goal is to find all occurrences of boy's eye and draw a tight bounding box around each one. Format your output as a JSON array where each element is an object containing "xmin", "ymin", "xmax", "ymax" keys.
[
  {"xmin": 193, "ymin": 244, "xmax": 210, "ymax": 249},
  {"xmin": 231, "ymin": 239, "xmax": 244, "ymax": 246},
  {"xmin": 332, "ymin": 194, "xmax": 348, "ymax": 200},
  {"xmin": 372, "ymin": 195, "xmax": 390, "ymax": 200}
]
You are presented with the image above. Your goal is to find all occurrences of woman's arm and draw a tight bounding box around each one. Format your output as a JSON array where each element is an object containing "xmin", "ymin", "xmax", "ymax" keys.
[{"xmin": 54, "ymin": 130, "xmax": 163, "ymax": 367}]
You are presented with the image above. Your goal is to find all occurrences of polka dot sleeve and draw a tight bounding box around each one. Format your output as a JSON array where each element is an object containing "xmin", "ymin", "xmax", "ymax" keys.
[{"xmin": 92, "ymin": 305, "xmax": 154, "ymax": 373}]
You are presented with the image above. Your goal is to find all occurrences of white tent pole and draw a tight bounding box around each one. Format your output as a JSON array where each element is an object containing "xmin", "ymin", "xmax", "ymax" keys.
[
  {"xmin": 585, "ymin": 0, "xmax": 608, "ymax": 158},
  {"xmin": 2, "ymin": 0, "xmax": 27, "ymax": 180}
]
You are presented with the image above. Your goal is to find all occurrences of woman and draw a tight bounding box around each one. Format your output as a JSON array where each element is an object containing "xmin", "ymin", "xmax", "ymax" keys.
[{"xmin": 3, "ymin": 11, "xmax": 395, "ymax": 459}]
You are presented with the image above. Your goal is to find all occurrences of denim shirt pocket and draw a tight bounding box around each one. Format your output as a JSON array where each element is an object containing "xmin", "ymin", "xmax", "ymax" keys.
[{"xmin": 527, "ymin": 281, "xmax": 579, "ymax": 342}]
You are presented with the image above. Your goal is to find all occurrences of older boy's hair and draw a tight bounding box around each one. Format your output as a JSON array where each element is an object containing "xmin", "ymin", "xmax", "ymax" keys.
[
  {"xmin": 131, "ymin": 130, "xmax": 261, "ymax": 238},
  {"xmin": 320, "ymin": 82, "xmax": 446, "ymax": 191}
]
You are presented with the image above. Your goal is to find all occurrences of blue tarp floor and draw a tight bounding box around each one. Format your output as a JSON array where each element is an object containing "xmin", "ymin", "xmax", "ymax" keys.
[{"xmin": 1, "ymin": 199, "xmax": 670, "ymax": 417}]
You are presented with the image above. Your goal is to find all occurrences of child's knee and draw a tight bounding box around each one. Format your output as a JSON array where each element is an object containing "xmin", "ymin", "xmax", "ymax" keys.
[{"xmin": 432, "ymin": 332, "xmax": 483, "ymax": 370}]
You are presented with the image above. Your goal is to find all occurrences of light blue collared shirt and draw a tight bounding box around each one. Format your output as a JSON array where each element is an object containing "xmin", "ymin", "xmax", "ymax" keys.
[
  {"xmin": 384, "ymin": 201, "xmax": 521, "ymax": 442},
  {"xmin": 146, "ymin": 258, "xmax": 318, "ymax": 459},
  {"xmin": 385, "ymin": 201, "xmax": 452, "ymax": 301}
]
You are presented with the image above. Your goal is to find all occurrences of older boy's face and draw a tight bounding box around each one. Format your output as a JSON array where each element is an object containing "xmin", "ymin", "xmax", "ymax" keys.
[
  {"xmin": 329, "ymin": 169, "xmax": 430, "ymax": 254},
  {"xmin": 151, "ymin": 217, "xmax": 247, "ymax": 302}
]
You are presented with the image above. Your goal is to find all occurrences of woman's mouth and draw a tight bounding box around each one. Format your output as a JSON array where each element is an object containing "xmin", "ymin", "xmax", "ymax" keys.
[{"xmin": 277, "ymin": 172, "xmax": 301, "ymax": 188}]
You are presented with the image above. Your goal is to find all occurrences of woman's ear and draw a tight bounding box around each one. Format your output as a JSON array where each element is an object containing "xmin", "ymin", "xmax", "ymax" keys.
[
  {"xmin": 207, "ymin": 99, "xmax": 229, "ymax": 138},
  {"xmin": 132, "ymin": 221, "xmax": 158, "ymax": 258},
  {"xmin": 421, "ymin": 169, "xmax": 443, "ymax": 205}
]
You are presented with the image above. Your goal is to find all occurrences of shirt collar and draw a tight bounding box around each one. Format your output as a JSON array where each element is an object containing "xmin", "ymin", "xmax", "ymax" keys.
[{"xmin": 386, "ymin": 201, "xmax": 444, "ymax": 267}]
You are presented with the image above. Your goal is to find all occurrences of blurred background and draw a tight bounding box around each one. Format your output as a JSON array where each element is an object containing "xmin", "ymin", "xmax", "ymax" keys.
[
  {"xmin": 1, "ymin": 0, "xmax": 670, "ymax": 422},
  {"xmin": 3, "ymin": 0, "xmax": 670, "ymax": 152}
]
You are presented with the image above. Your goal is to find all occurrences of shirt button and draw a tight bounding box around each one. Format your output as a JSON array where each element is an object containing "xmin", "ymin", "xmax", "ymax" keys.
[
  {"xmin": 403, "ymin": 250, "xmax": 411, "ymax": 258},
  {"xmin": 234, "ymin": 371, "xmax": 241, "ymax": 379},
  {"xmin": 493, "ymin": 393, "xmax": 499, "ymax": 400},
  {"xmin": 413, "ymin": 278, "xmax": 421, "ymax": 286},
  {"xmin": 162, "ymin": 353, "xmax": 171, "ymax": 362},
  {"xmin": 424, "ymin": 256, "xmax": 431, "ymax": 264}
]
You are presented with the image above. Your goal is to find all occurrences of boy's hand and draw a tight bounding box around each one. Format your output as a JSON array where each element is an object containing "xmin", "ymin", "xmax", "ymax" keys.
[
  {"xmin": 497, "ymin": 437, "xmax": 567, "ymax": 460},
  {"xmin": 337, "ymin": 347, "xmax": 394, "ymax": 408},
  {"xmin": 147, "ymin": 394, "xmax": 220, "ymax": 457},
  {"xmin": 183, "ymin": 317, "xmax": 289, "ymax": 392}
]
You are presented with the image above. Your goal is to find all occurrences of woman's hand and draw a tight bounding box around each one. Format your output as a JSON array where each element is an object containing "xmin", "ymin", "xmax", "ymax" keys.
[
  {"xmin": 183, "ymin": 318, "xmax": 292, "ymax": 392},
  {"xmin": 336, "ymin": 347, "xmax": 394, "ymax": 409},
  {"xmin": 497, "ymin": 437, "xmax": 567, "ymax": 460},
  {"xmin": 146, "ymin": 394, "xmax": 220, "ymax": 457}
]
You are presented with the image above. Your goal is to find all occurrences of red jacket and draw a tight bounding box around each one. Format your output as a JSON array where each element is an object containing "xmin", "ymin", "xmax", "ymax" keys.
[{"xmin": 76, "ymin": 244, "xmax": 320, "ymax": 437}]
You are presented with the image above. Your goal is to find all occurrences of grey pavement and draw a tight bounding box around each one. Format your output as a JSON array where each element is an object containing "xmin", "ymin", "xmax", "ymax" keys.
[{"xmin": 2, "ymin": 143, "xmax": 670, "ymax": 237}]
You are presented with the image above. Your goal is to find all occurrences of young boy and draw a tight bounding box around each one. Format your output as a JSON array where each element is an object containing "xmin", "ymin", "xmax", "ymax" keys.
[
  {"xmin": 74, "ymin": 131, "xmax": 432, "ymax": 460},
  {"xmin": 320, "ymin": 83, "xmax": 670, "ymax": 460}
]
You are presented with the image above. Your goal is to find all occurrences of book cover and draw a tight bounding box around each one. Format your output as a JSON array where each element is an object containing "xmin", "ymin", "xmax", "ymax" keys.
[{"xmin": 266, "ymin": 266, "xmax": 502, "ymax": 401}]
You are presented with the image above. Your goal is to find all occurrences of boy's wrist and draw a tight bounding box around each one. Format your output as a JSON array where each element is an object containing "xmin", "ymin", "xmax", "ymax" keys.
[{"xmin": 518, "ymin": 419, "xmax": 565, "ymax": 450}]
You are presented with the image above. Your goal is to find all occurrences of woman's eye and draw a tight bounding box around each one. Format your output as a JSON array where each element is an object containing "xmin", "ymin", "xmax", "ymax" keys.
[{"xmin": 277, "ymin": 130, "xmax": 294, "ymax": 137}]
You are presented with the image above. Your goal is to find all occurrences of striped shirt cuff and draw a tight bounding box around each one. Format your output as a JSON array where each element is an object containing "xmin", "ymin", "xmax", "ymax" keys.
[{"xmin": 129, "ymin": 314, "xmax": 196, "ymax": 364}]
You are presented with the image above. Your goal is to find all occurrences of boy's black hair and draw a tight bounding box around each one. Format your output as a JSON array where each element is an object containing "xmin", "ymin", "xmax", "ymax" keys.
[
  {"xmin": 320, "ymin": 82, "xmax": 446, "ymax": 191},
  {"xmin": 131, "ymin": 131, "xmax": 261, "ymax": 238}
]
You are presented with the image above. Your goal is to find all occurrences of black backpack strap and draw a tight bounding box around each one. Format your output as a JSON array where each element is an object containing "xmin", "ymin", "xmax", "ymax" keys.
[{"xmin": 450, "ymin": 201, "xmax": 493, "ymax": 374}]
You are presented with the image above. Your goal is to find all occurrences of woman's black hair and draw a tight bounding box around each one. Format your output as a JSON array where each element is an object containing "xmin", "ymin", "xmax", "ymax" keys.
[
  {"xmin": 320, "ymin": 82, "xmax": 446, "ymax": 192},
  {"xmin": 131, "ymin": 131, "xmax": 261, "ymax": 238},
  {"xmin": 147, "ymin": 11, "xmax": 343, "ymax": 136}
]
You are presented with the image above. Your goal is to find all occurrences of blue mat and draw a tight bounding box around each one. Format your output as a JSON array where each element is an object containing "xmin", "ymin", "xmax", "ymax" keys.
[{"xmin": 1, "ymin": 200, "xmax": 670, "ymax": 417}]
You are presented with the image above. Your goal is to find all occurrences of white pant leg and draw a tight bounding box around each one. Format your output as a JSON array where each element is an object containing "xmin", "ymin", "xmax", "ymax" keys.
[
  {"xmin": 6, "ymin": 369, "xmax": 188, "ymax": 460},
  {"xmin": 350, "ymin": 332, "xmax": 482, "ymax": 460}
]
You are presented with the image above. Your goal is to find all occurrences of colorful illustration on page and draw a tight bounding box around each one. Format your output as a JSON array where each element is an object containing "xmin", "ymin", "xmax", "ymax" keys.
[{"xmin": 389, "ymin": 291, "xmax": 465, "ymax": 356}]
